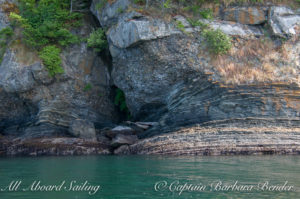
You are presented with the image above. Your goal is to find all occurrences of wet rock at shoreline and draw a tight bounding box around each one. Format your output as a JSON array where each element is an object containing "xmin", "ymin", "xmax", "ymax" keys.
[
  {"xmin": 111, "ymin": 134, "xmax": 138, "ymax": 147},
  {"xmin": 114, "ymin": 145, "xmax": 131, "ymax": 155},
  {"xmin": 106, "ymin": 126, "xmax": 135, "ymax": 138},
  {"xmin": 69, "ymin": 119, "xmax": 97, "ymax": 141}
]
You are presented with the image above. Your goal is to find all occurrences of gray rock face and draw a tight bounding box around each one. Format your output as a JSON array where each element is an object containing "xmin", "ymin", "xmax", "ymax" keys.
[
  {"xmin": 90, "ymin": 0, "xmax": 130, "ymax": 27},
  {"xmin": 0, "ymin": 50, "xmax": 37, "ymax": 93},
  {"xmin": 108, "ymin": 15, "xmax": 262, "ymax": 53},
  {"xmin": 106, "ymin": 126, "xmax": 135, "ymax": 138},
  {"xmin": 269, "ymin": 6, "xmax": 300, "ymax": 36},
  {"xmin": 108, "ymin": 16, "xmax": 181, "ymax": 49},
  {"xmin": 204, "ymin": 19, "xmax": 263, "ymax": 36},
  {"xmin": 0, "ymin": 15, "xmax": 118, "ymax": 137},
  {"xmin": 69, "ymin": 119, "xmax": 97, "ymax": 141}
]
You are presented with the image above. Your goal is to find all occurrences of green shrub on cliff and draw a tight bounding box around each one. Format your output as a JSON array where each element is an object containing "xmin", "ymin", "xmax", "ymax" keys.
[
  {"xmin": 39, "ymin": 45, "xmax": 64, "ymax": 76},
  {"xmin": 176, "ymin": 21, "xmax": 185, "ymax": 32},
  {"xmin": 199, "ymin": 8, "xmax": 213, "ymax": 19},
  {"xmin": 9, "ymin": 0, "xmax": 82, "ymax": 76},
  {"xmin": 87, "ymin": 28, "xmax": 108, "ymax": 52},
  {"xmin": 203, "ymin": 29, "xmax": 232, "ymax": 55},
  {"xmin": 0, "ymin": 27, "xmax": 14, "ymax": 64}
]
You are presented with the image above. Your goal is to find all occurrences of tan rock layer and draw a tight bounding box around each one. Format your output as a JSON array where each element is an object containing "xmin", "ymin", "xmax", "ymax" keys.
[{"xmin": 130, "ymin": 124, "xmax": 300, "ymax": 155}]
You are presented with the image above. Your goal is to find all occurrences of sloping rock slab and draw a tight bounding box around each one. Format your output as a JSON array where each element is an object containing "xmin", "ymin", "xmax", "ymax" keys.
[
  {"xmin": 130, "ymin": 124, "xmax": 300, "ymax": 155},
  {"xmin": 111, "ymin": 134, "xmax": 138, "ymax": 147}
]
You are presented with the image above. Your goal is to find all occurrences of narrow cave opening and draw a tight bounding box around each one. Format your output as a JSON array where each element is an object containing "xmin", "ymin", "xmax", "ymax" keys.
[{"xmin": 86, "ymin": 5, "xmax": 130, "ymax": 124}]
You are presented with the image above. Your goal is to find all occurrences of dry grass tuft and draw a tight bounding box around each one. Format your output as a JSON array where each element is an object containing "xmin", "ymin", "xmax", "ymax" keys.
[{"xmin": 211, "ymin": 37, "xmax": 300, "ymax": 85}]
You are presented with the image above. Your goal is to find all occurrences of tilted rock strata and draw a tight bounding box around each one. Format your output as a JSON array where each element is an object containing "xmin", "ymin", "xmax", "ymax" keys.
[
  {"xmin": 93, "ymin": 0, "xmax": 300, "ymax": 127},
  {"xmin": 129, "ymin": 125, "xmax": 300, "ymax": 155}
]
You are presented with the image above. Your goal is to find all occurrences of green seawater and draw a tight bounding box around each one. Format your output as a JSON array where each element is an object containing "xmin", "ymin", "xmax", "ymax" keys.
[{"xmin": 0, "ymin": 155, "xmax": 299, "ymax": 199}]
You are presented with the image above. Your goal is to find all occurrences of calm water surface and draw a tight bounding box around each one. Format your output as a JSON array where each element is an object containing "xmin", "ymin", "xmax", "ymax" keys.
[{"xmin": 0, "ymin": 155, "xmax": 299, "ymax": 199}]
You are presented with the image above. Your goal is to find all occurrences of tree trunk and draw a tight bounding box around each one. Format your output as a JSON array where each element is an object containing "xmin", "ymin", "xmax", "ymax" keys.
[{"xmin": 70, "ymin": 0, "xmax": 73, "ymax": 13}]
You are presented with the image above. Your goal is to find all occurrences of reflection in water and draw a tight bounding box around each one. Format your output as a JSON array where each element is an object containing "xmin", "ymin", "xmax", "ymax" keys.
[{"xmin": 0, "ymin": 156, "xmax": 299, "ymax": 199}]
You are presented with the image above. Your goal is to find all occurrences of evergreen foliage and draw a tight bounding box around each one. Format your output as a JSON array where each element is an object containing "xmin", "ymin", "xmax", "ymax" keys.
[
  {"xmin": 39, "ymin": 45, "xmax": 64, "ymax": 76},
  {"xmin": 203, "ymin": 28, "xmax": 232, "ymax": 55},
  {"xmin": 9, "ymin": 0, "xmax": 82, "ymax": 76},
  {"xmin": 87, "ymin": 28, "xmax": 108, "ymax": 52}
]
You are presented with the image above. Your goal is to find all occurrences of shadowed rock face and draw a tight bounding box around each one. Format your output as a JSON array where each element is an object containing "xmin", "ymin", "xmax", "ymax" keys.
[
  {"xmin": 90, "ymin": 0, "xmax": 131, "ymax": 28},
  {"xmin": 0, "ymin": 12, "xmax": 118, "ymax": 137}
]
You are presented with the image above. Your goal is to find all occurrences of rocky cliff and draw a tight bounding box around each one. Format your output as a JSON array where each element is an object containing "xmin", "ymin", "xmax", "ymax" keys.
[
  {"xmin": 0, "ymin": 1, "xmax": 119, "ymax": 139},
  {"xmin": 0, "ymin": 0, "xmax": 299, "ymax": 156}
]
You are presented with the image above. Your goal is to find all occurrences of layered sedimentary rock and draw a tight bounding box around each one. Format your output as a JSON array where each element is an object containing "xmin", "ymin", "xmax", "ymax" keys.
[
  {"xmin": 92, "ymin": 0, "xmax": 299, "ymax": 121},
  {"xmin": 129, "ymin": 119, "xmax": 300, "ymax": 155},
  {"xmin": 90, "ymin": 0, "xmax": 300, "ymax": 154}
]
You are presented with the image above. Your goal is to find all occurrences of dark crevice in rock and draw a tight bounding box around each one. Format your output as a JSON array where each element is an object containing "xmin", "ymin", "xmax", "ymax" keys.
[
  {"xmin": 99, "ymin": 50, "xmax": 113, "ymax": 81},
  {"xmin": 88, "ymin": 8, "xmax": 114, "ymax": 77},
  {"xmin": 111, "ymin": 85, "xmax": 132, "ymax": 123},
  {"xmin": 88, "ymin": 10, "xmax": 117, "ymax": 121}
]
